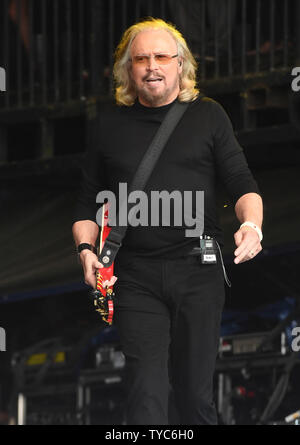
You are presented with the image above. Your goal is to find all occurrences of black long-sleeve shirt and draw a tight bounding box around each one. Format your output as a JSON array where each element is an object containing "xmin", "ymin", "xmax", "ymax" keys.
[{"xmin": 73, "ymin": 95, "xmax": 261, "ymax": 258}]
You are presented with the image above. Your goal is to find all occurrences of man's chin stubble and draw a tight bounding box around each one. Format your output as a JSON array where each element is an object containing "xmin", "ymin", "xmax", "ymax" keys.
[{"xmin": 138, "ymin": 88, "xmax": 169, "ymax": 107}]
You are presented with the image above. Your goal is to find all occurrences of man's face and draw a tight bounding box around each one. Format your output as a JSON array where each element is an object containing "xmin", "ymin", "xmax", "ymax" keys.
[{"xmin": 129, "ymin": 29, "xmax": 183, "ymax": 107}]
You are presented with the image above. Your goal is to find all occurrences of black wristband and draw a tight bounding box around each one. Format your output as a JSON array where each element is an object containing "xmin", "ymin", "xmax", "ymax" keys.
[{"xmin": 77, "ymin": 243, "xmax": 97, "ymax": 255}]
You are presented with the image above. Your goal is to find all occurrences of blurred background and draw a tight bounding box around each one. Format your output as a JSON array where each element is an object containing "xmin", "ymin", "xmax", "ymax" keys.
[{"xmin": 0, "ymin": 0, "xmax": 300, "ymax": 426}]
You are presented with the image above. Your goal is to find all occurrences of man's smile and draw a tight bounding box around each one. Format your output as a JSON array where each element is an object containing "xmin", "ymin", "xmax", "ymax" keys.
[
  {"xmin": 144, "ymin": 77, "xmax": 164, "ymax": 89},
  {"xmin": 145, "ymin": 77, "xmax": 163, "ymax": 84}
]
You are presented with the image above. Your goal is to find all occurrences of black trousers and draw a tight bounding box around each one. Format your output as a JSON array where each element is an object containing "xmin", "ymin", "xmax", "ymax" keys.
[{"xmin": 113, "ymin": 249, "xmax": 225, "ymax": 425}]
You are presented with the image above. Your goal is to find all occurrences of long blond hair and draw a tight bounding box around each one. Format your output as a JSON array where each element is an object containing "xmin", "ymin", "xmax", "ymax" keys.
[{"xmin": 113, "ymin": 17, "xmax": 200, "ymax": 106}]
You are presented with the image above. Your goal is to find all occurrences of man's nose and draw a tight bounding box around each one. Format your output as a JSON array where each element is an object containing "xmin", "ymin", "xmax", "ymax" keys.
[{"xmin": 147, "ymin": 55, "xmax": 159, "ymax": 70}]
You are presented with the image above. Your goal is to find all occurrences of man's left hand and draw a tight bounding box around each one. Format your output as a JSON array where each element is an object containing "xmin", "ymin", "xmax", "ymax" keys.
[{"xmin": 233, "ymin": 226, "xmax": 262, "ymax": 264}]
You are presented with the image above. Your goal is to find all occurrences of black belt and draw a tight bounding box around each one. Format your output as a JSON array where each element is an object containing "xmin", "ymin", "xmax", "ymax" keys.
[{"xmin": 187, "ymin": 246, "xmax": 202, "ymax": 256}]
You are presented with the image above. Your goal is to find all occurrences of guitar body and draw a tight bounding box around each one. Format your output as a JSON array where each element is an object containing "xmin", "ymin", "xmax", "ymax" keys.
[{"xmin": 92, "ymin": 204, "xmax": 115, "ymax": 325}]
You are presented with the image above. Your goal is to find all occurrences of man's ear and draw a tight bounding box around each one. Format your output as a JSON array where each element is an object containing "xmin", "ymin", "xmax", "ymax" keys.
[{"xmin": 178, "ymin": 59, "xmax": 183, "ymax": 74}]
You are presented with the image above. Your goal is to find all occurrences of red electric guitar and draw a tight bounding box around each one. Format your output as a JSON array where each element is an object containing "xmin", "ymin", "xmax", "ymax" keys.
[{"xmin": 91, "ymin": 203, "xmax": 117, "ymax": 325}]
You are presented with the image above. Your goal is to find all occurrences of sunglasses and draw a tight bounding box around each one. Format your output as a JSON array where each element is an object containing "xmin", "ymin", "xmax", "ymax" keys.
[{"xmin": 129, "ymin": 54, "xmax": 179, "ymax": 67}]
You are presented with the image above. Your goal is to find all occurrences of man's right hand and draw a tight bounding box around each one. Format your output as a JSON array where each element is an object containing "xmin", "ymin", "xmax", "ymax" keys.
[{"xmin": 79, "ymin": 250, "xmax": 103, "ymax": 288}]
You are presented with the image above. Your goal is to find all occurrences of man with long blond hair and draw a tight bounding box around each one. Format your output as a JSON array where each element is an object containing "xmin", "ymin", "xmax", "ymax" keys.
[{"xmin": 72, "ymin": 18, "xmax": 263, "ymax": 425}]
